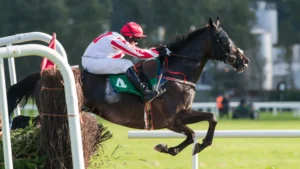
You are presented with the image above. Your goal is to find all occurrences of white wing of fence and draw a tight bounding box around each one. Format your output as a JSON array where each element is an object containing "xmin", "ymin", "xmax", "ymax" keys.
[
  {"xmin": 0, "ymin": 32, "xmax": 68, "ymax": 117},
  {"xmin": 0, "ymin": 32, "xmax": 67, "ymax": 60},
  {"xmin": 0, "ymin": 44, "xmax": 84, "ymax": 169}
]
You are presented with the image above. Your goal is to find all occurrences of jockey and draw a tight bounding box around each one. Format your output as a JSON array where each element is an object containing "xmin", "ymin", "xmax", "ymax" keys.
[{"xmin": 82, "ymin": 22, "xmax": 171, "ymax": 102}]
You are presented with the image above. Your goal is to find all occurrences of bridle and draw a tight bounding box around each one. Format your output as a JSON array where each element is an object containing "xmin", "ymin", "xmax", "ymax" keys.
[
  {"xmin": 210, "ymin": 27, "xmax": 237, "ymax": 64},
  {"xmin": 155, "ymin": 27, "xmax": 238, "ymax": 65}
]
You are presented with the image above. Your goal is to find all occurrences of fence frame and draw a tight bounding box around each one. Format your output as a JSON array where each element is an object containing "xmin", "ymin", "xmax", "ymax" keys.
[
  {"xmin": 0, "ymin": 32, "xmax": 67, "ymax": 117},
  {"xmin": 0, "ymin": 44, "xmax": 84, "ymax": 169}
]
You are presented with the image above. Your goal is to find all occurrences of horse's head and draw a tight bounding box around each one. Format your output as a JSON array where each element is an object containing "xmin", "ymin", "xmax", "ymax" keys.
[{"xmin": 208, "ymin": 17, "xmax": 250, "ymax": 73}]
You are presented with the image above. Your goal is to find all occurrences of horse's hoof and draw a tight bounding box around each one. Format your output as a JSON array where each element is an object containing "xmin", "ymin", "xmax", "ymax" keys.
[
  {"xmin": 154, "ymin": 143, "xmax": 168, "ymax": 153},
  {"xmin": 192, "ymin": 143, "xmax": 203, "ymax": 155},
  {"xmin": 168, "ymin": 147, "xmax": 179, "ymax": 156}
]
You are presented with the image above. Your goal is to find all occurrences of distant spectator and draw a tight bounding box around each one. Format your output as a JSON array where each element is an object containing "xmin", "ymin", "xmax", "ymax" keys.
[
  {"xmin": 232, "ymin": 99, "xmax": 251, "ymax": 119},
  {"xmin": 216, "ymin": 95, "xmax": 224, "ymax": 116},
  {"xmin": 216, "ymin": 94, "xmax": 230, "ymax": 118},
  {"xmin": 220, "ymin": 94, "xmax": 230, "ymax": 118}
]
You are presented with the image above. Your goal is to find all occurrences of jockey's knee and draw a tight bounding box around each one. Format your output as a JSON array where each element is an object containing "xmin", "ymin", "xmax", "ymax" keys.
[{"xmin": 122, "ymin": 60, "xmax": 134, "ymax": 72}]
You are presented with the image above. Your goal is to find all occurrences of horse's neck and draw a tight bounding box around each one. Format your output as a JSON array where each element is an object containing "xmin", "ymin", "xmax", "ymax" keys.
[
  {"xmin": 165, "ymin": 58, "xmax": 208, "ymax": 84},
  {"xmin": 165, "ymin": 33, "xmax": 210, "ymax": 84}
]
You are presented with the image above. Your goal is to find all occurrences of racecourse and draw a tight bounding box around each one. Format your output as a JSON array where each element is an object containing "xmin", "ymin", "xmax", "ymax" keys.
[
  {"xmin": 89, "ymin": 112, "xmax": 300, "ymax": 169},
  {"xmin": 20, "ymin": 110, "xmax": 300, "ymax": 169}
]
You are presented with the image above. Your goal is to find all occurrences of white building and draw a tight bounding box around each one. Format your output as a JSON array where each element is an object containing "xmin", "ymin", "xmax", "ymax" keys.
[
  {"xmin": 251, "ymin": 27, "xmax": 273, "ymax": 90},
  {"xmin": 255, "ymin": 1, "xmax": 278, "ymax": 45},
  {"xmin": 251, "ymin": 1, "xmax": 278, "ymax": 90},
  {"xmin": 292, "ymin": 44, "xmax": 300, "ymax": 89}
]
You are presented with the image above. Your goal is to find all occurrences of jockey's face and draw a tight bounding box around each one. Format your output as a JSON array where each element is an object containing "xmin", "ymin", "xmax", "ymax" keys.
[{"xmin": 125, "ymin": 36, "xmax": 141, "ymax": 46}]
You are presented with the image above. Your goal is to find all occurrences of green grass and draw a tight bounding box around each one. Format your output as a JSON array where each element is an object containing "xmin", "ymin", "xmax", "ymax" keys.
[{"xmin": 89, "ymin": 112, "xmax": 300, "ymax": 169}]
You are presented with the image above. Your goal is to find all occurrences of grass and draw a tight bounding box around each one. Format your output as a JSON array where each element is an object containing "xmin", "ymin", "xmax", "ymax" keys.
[
  {"xmin": 88, "ymin": 112, "xmax": 300, "ymax": 169},
  {"xmin": 16, "ymin": 109, "xmax": 300, "ymax": 168}
]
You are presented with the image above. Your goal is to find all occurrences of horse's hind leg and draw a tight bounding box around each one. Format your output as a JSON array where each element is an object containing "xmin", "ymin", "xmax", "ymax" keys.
[
  {"xmin": 154, "ymin": 110, "xmax": 217, "ymax": 156},
  {"xmin": 154, "ymin": 125, "xmax": 195, "ymax": 156},
  {"xmin": 155, "ymin": 110, "xmax": 218, "ymax": 155}
]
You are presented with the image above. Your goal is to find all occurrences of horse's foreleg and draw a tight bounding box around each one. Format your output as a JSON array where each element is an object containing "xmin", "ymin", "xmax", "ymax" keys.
[
  {"xmin": 154, "ymin": 125, "xmax": 195, "ymax": 156},
  {"xmin": 181, "ymin": 110, "xmax": 218, "ymax": 155}
]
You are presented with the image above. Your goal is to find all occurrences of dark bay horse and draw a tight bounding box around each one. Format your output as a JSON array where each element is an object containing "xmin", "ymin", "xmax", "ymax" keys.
[{"xmin": 7, "ymin": 18, "xmax": 249, "ymax": 156}]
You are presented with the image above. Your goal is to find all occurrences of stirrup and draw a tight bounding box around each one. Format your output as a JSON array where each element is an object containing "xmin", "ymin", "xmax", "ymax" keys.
[
  {"xmin": 157, "ymin": 88, "xmax": 166, "ymax": 95},
  {"xmin": 144, "ymin": 89, "xmax": 166, "ymax": 102}
]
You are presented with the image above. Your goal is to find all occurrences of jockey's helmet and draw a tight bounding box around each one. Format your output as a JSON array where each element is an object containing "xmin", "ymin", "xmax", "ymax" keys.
[{"xmin": 120, "ymin": 22, "xmax": 146, "ymax": 38}]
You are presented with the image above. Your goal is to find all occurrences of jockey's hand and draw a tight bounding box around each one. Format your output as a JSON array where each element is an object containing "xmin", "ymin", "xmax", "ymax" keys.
[{"xmin": 157, "ymin": 47, "xmax": 172, "ymax": 58}]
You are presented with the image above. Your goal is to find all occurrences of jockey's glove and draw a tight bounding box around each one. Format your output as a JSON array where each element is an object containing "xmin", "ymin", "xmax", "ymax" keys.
[{"xmin": 157, "ymin": 47, "xmax": 172, "ymax": 58}]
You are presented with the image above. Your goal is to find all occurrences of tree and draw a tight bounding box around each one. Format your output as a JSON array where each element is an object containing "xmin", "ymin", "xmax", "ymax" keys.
[
  {"xmin": 63, "ymin": 0, "xmax": 112, "ymax": 66},
  {"xmin": 0, "ymin": 0, "xmax": 112, "ymax": 85},
  {"xmin": 263, "ymin": 0, "xmax": 300, "ymax": 47},
  {"xmin": 151, "ymin": 0, "xmax": 256, "ymax": 49},
  {"xmin": 0, "ymin": 0, "xmax": 69, "ymax": 86}
]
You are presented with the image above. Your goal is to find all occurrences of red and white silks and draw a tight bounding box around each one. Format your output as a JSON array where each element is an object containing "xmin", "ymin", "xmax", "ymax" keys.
[{"xmin": 82, "ymin": 32, "xmax": 159, "ymax": 74}]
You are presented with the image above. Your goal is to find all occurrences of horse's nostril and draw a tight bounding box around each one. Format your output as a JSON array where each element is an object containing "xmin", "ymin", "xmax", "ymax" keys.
[{"xmin": 244, "ymin": 59, "xmax": 250, "ymax": 64}]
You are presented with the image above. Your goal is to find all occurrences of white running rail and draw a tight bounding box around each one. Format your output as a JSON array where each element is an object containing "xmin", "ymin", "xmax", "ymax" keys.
[
  {"xmin": 192, "ymin": 101, "xmax": 300, "ymax": 117},
  {"xmin": 23, "ymin": 101, "xmax": 300, "ymax": 118}
]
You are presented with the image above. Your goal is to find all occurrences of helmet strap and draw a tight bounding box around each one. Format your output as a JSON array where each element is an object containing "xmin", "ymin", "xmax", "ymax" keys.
[{"xmin": 124, "ymin": 36, "xmax": 140, "ymax": 45}]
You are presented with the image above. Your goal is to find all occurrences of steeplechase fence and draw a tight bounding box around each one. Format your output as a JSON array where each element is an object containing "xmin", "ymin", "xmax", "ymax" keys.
[{"xmin": 0, "ymin": 33, "xmax": 84, "ymax": 169}]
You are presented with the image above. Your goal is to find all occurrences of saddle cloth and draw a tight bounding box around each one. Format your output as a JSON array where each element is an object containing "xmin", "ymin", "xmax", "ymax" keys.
[{"xmin": 108, "ymin": 59, "xmax": 161, "ymax": 97}]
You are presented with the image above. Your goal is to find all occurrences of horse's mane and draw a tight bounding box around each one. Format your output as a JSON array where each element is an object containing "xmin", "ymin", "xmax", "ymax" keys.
[{"xmin": 167, "ymin": 26, "xmax": 209, "ymax": 53}]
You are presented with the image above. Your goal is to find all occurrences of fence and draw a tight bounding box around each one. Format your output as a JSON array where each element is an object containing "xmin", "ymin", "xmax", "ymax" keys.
[
  {"xmin": 128, "ymin": 130, "xmax": 300, "ymax": 169},
  {"xmin": 0, "ymin": 34, "xmax": 84, "ymax": 169},
  {"xmin": 0, "ymin": 32, "xmax": 68, "ymax": 117}
]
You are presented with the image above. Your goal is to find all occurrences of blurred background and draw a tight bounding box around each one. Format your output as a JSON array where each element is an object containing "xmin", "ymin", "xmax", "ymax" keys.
[
  {"xmin": 3, "ymin": 0, "xmax": 300, "ymax": 120},
  {"xmin": 2, "ymin": 0, "xmax": 300, "ymax": 103}
]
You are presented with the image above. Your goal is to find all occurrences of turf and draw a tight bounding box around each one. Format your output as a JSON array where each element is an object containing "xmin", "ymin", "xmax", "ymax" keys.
[{"xmin": 88, "ymin": 112, "xmax": 300, "ymax": 169}]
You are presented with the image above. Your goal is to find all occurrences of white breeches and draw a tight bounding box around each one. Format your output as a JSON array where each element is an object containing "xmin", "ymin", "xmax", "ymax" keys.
[{"xmin": 82, "ymin": 57, "xmax": 133, "ymax": 74}]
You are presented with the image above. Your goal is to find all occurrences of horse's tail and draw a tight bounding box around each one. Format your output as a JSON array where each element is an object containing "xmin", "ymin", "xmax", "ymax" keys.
[{"xmin": 7, "ymin": 72, "xmax": 40, "ymax": 118}]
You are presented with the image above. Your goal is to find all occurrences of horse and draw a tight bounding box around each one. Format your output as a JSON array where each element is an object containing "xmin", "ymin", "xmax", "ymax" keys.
[{"xmin": 7, "ymin": 17, "xmax": 249, "ymax": 156}]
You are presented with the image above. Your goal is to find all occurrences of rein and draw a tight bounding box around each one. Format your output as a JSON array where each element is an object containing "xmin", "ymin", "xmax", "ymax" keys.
[
  {"xmin": 158, "ymin": 57, "xmax": 196, "ymax": 88},
  {"xmin": 170, "ymin": 53, "xmax": 200, "ymax": 60}
]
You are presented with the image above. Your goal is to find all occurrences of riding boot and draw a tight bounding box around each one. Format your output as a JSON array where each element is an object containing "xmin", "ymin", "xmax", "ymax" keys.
[{"xmin": 125, "ymin": 66, "xmax": 165, "ymax": 102}]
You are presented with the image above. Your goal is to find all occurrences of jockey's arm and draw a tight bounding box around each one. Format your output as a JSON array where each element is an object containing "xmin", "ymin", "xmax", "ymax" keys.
[{"xmin": 111, "ymin": 38, "xmax": 159, "ymax": 59}]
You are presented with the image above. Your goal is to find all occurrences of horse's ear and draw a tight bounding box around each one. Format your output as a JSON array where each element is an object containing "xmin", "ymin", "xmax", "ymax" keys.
[
  {"xmin": 216, "ymin": 16, "xmax": 220, "ymax": 27},
  {"xmin": 209, "ymin": 17, "xmax": 217, "ymax": 30}
]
